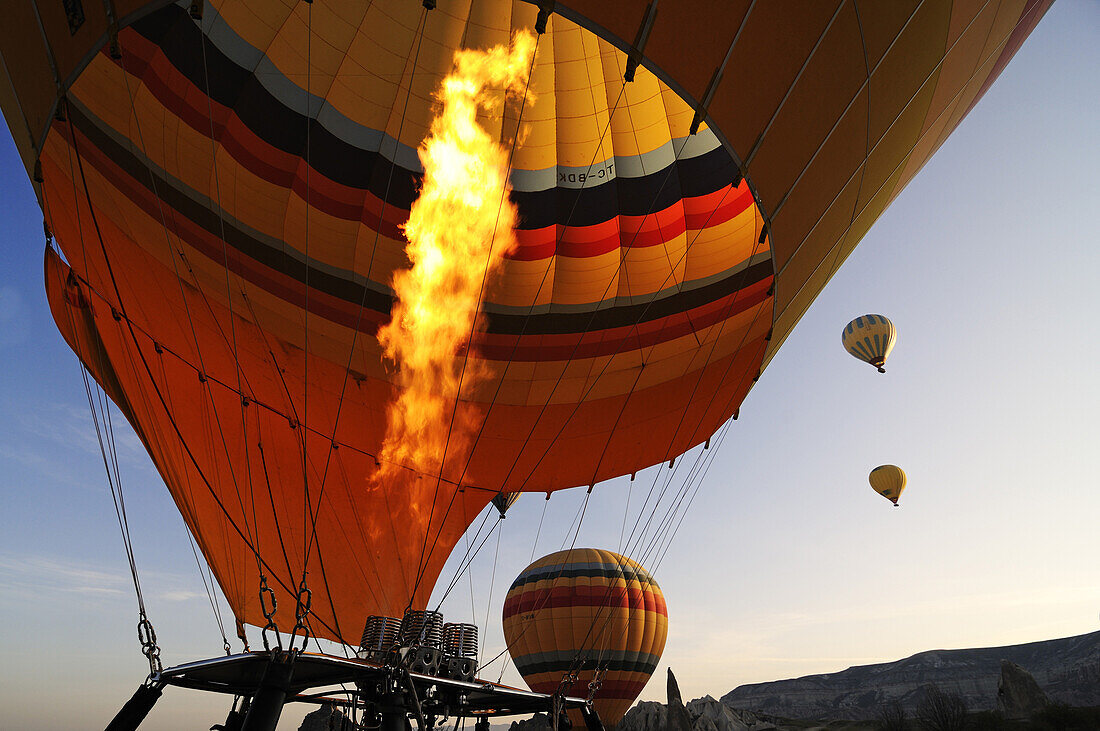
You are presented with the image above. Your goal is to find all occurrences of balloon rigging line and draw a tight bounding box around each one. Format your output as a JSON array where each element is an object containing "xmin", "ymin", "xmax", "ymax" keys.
[
  {"xmin": 433, "ymin": 499, "xmax": 500, "ymax": 610},
  {"xmin": 184, "ymin": 524, "xmax": 231, "ymax": 649},
  {"xmin": 464, "ymin": 500, "xmax": 477, "ymax": 623},
  {"xmin": 637, "ymin": 172, "xmax": 773, "ymax": 474},
  {"xmin": 653, "ymin": 421, "xmax": 735, "ymax": 573},
  {"xmin": 476, "ymin": 488, "xmax": 595, "ymax": 674},
  {"xmin": 330, "ymin": 453, "xmax": 397, "ymax": 612},
  {"xmin": 301, "ymin": 9, "xmax": 432, "ymax": 629},
  {"xmin": 637, "ymin": 446, "xmax": 710, "ymax": 570},
  {"xmin": 529, "ymin": 492, "xmax": 549, "ymax": 563},
  {"xmin": 410, "ymin": 30, "xmax": 543, "ymax": 607},
  {"xmin": 112, "ymin": 25, "xmax": 275, "ymax": 625},
  {"xmin": 256, "ymin": 441, "xmax": 304, "ymax": 601},
  {"xmin": 80, "ymin": 361, "xmax": 147, "ymax": 613},
  {"xmin": 60, "ymin": 121, "xmax": 348, "ymax": 643},
  {"xmin": 174, "ymin": 8, "xmax": 349, "ymax": 632},
  {"xmin": 565, "ymin": 458, "xmax": 702, "ymax": 675},
  {"xmin": 147, "ymin": 298, "xmax": 233, "ymax": 646},
  {"xmin": 52, "ymin": 124, "xmax": 166, "ymax": 638},
  {"xmin": 599, "ymin": 132, "xmax": 777, "ymax": 580},
  {"xmin": 301, "ymin": 0, "xmax": 313, "ymax": 578},
  {"xmin": 554, "ymin": 451, "xmax": 708, "ymax": 687},
  {"xmin": 480, "ymin": 520, "xmax": 503, "ymax": 668},
  {"xmin": 292, "ymin": 0, "xmax": 352, "ymax": 648},
  {"xmin": 547, "ymin": 387, "xmax": 734, "ymax": 683},
  {"xmin": 189, "ymin": 2, "xmax": 275, "ymax": 610},
  {"xmin": 42, "ymin": 186, "xmax": 164, "ymax": 622},
  {"xmin": 619, "ymin": 477, "xmax": 632, "ymax": 553}
]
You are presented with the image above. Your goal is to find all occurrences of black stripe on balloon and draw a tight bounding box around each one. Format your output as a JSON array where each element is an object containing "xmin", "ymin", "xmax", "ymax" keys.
[
  {"xmin": 67, "ymin": 103, "xmax": 770, "ymax": 336},
  {"xmin": 130, "ymin": 4, "xmax": 738, "ymax": 228},
  {"xmin": 514, "ymin": 657, "xmax": 660, "ymax": 675},
  {"xmin": 509, "ymin": 565, "xmax": 656, "ymax": 588}
]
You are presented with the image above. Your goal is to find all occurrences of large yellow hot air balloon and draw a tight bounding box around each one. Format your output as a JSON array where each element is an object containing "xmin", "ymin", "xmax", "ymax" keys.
[
  {"xmin": 869, "ymin": 465, "xmax": 907, "ymax": 506},
  {"xmin": 0, "ymin": 0, "xmax": 1049, "ymax": 687},
  {"xmin": 502, "ymin": 549, "xmax": 668, "ymax": 726},
  {"xmin": 843, "ymin": 315, "xmax": 897, "ymax": 373}
]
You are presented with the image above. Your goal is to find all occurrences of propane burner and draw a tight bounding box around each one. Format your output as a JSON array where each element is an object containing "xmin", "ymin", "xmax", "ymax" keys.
[
  {"xmin": 442, "ymin": 623, "xmax": 478, "ymax": 658},
  {"xmin": 358, "ymin": 615, "xmax": 401, "ymax": 661},
  {"xmin": 398, "ymin": 609, "xmax": 444, "ymax": 648}
]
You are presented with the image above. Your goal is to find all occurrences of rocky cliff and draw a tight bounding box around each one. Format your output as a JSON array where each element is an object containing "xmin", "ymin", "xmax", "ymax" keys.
[
  {"xmin": 719, "ymin": 630, "xmax": 1100, "ymax": 720},
  {"xmin": 619, "ymin": 697, "xmax": 778, "ymax": 731}
]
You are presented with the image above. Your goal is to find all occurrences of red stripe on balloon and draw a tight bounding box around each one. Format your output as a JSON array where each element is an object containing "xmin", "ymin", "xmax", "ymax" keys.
[{"xmin": 503, "ymin": 585, "xmax": 669, "ymax": 617}]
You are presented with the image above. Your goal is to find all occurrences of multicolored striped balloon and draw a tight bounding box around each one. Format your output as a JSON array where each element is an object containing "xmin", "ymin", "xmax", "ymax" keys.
[
  {"xmin": 502, "ymin": 548, "xmax": 668, "ymax": 726},
  {"xmin": 842, "ymin": 314, "xmax": 897, "ymax": 373}
]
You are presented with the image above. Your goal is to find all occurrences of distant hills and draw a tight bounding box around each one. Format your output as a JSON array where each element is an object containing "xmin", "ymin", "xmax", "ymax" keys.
[{"xmin": 719, "ymin": 630, "xmax": 1100, "ymax": 721}]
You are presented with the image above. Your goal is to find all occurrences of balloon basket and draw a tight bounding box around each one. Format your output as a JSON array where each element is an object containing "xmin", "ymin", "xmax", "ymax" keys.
[{"xmin": 114, "ymin": 651, "xmax": 600, "ymax": 731}]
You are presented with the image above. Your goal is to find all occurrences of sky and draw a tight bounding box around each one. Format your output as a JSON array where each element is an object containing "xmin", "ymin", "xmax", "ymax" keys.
[{"xmin": 1, "ymin": 3, "xmax": 1098, "ymax": 730}]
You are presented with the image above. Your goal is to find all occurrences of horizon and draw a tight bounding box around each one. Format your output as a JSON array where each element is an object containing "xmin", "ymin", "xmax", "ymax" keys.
[{"xmin": 1, "ymin": 2, "xmax": 1098, "ymax": 730}]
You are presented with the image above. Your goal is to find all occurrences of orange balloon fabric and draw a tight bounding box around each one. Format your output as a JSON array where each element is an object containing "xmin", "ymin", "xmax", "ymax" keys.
[{"xmin": 0, "ymin": 0, "xmax": 1049, "ymax": 642}]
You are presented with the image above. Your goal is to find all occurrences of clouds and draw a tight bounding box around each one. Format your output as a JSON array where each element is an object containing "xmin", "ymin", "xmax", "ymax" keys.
[
  {"xmin": 0, "ymin": 552, "xmax": 220, "ymax": 608},
  {"xmin": 0, "ymin": 285, "xmax": 29, "ymax": 347},
  {"xmin": 0, "ymin": 396, "xmax": 158, "ymax": 493},
  {"xmin": 0, "ymin": 554, "xmax": 128, "ymax": 603}
]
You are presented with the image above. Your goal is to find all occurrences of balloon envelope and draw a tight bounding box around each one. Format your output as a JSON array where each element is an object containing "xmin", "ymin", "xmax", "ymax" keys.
[
  {"xmin": 843, "ymin": 315, "xmax": 897, "ymax": 373},
  {"xmin": 1, "ymin": 0, "xmax": 1050, "ymax": 640},
  {"xmin": 869, "ymin": 465, "xmax": 907, "ymax": 506},
  {"xmin": 502, "ymin": 549, "xmax": 668, "ymax": 726},
  {"xmin": 491, "ymin": 492, "xmax": 521, "ymax": 518}
]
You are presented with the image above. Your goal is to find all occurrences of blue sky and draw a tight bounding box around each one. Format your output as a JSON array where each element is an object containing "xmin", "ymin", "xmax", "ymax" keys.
[{"xmin": 1, "ymin": 3, "xmax": 1098, "ymax": 729}]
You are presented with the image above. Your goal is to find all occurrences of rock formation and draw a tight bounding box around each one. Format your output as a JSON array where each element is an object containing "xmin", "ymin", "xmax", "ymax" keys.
[
  {"xmin": 298, "ymin": 702, "xmax": 353, "ymax": 730},
  {"xmin": 997, "ymin": 659, "xmax": 1049, "ymax": 720},
  {"xmin": 618, "ymin": 696, "xmax": 775, "ymax": 731},
  {"xmin": 667, "ymin": 669, "xmax": 694, "ymax": 731},
  {"xmin": 720, "ymin": 630, "xmax": 1099, "ymax": 721},
  {"xmin": 508, "ymin": 713, "xmax": 553, "ymax": 731}
]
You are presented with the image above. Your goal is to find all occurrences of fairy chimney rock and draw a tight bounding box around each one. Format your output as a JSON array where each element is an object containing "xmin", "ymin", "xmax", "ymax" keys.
[{"xmin": 997, "ymin": 659, "xmax": 1049, "ymax": 720}]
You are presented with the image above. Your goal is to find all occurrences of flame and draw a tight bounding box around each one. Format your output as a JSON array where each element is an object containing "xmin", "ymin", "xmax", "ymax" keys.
[{"xmin": 375, "ymin": 31, "xmax": 536, "ymax": 483}]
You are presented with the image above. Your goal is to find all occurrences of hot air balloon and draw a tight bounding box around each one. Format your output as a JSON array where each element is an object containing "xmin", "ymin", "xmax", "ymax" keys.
[
  {"xmin": 0, "ymin": 0, "xmax": 1051, "ymax": 727},
  {"xmin": 843, "ymin": 315, "xmax": 897, "ymax": 373},
  {"xmin": 491, "ymin": 491, "xmax": 521, "ymax": 518},
  {"xmin": 869, "ymin": 465, "xmax": 907, "ymax": 506},
  {"xmin": 503, "ymin": 549, "xmax": 668, "ymax": 727}
]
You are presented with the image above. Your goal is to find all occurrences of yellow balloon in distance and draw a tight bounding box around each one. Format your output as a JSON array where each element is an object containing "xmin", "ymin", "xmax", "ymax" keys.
[{"xmin": 869, "ymin": 465, "xmax": 906, "ymax": 506}]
